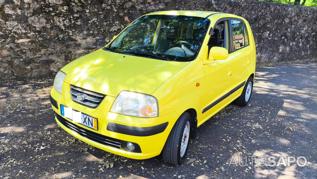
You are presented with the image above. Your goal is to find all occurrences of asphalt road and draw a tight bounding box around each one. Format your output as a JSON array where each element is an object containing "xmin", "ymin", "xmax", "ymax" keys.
[{"xmin": 1, "ymin": 63, "xmax": 317, "ymax": 179}]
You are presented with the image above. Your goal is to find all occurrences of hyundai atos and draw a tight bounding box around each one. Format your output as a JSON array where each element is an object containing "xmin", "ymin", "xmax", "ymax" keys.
[{"xmin": 50, "ymin": 11, "xmax": 256, "ymax": 165}]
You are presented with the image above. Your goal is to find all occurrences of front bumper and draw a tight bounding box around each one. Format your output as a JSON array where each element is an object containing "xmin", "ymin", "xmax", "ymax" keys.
[
  {"xmin": 50, "ymin": 87, "xmax": 171, "ymax": 160},
  {"xmin": 55, "ymin": 112, "xmax": 141, "ymax": 152}
]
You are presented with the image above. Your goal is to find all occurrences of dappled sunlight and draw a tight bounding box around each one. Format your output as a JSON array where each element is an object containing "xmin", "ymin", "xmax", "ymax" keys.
[
  {"xmin": 50, "ymin": 151, "xmax": 68, "ymax": 157},
  {"xmin": 227, "ymin": 151, "xmax": 243, "ymax": 166},
  {"xmin": 254, "ymin": 65, "xmax": 317, "ymax": 136},
  {"xmin": 165, "ymin": 10, "xmax": 178, "ymax": 16},
  {"xmin": 256, "ymin": 73, "xmax": 279, "ymax": 79},
  {"xmin": 277, "ymin": 109, "xmax": 287, "ymax": 117},
  {"xmin": 300, "ymin": 113, "xmax": 317, "ymax": 120},
  {"xmin": 93, "ymin": 58, "xmax": 103, "ymax": 65},
  {"xmin": 44, "ymin": 123, "xmax": 57, "ymax": 130},
  {"xmin": 2, "ymin": 85, "xmax": 51, "ymax": 100},
  {"xmin": 118, "ymin": 174, "xmax": 147, "ymax": 179},
  {"xmin": 0, "ymin": 0, "xmax": 315, "ymax": 172},
  {"xmin": 158, "ymin": 71, "xmax": 173, "ymax": 81},
  {"xmin": 255, "ymin": 82, "xmax": 313, "ymax": 99},
  {"xmin": 0, "ymin": 80, "xmax": 52, "ymax": 116},
  {"xmin": 276, "ymin": 137, "xmax": 291, "ymax": 146},
  {"xmin": 0, "ymin": 86, "xmax": 9, "ymax": 100},
  {"xmin": 85, "ymin": 154, "xmax": 103, "ymax": 162},
  {"xmin": 196, "ymin": 175, "xmax": 209, "ymax": 179},
  {"xmin": 0, "ymin": 126, "xmax": 25, "ymax": 133},
  {"xmin": 107, "ymin": 112, "xmax": 139, "ymax": 126},
  {"xmin": 62, "ymin": 50, "xmax": 189, "ymax": 98},
  {"xmin": 283, "ymin": 99, "xmax": 306, "ymax": 111},
  {"xmin": 102, "ymin": 83, "xmax": 109, "ymax": 93},
  {"xmin": 73, "ymin": 66, "xmax": 89, "ymax": 82},
  {"xmin": 82, "ymin": 83, "xmax": 93, "ymax": 91},
  {"xmin": 253, "ymin": 149, "xmax": 297, "ymax": 178},
  {"xmin": 277, "ymin": 165, "xmax": 297, "ymax": 179},
  {"xmin": 40, "ymin": 171, "xmax": 73, "ymax": 179},
  {"xmin": 107, "ymin": 112, "xmax": 118, "ymax": 120},
  {"xmin": 287, "ymin": 122, "xmax": 312, "ymax": 135},
  {"xmin": 1, "ymin": 58, "xmax": 316, "ymax": 178}
]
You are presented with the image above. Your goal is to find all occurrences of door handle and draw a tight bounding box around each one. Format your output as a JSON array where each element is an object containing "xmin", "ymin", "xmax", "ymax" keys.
[{"xmin": 228, "ymin": 72, "xmax": 232, "ymax": 77}]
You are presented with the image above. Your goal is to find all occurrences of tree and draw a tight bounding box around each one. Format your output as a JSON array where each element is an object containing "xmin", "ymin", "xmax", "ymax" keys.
[
  {"xmin": 260, "ymin": 0, "xmax": 317, "ymax": 6},
  {"xmin": 294, "ymin": 0, "xmax": 306, "ymax": 5}
]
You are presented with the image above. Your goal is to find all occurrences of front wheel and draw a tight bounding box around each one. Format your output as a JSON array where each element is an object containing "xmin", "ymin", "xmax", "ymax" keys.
[
  {"xmin": 234, "ymin": 77, "xmax": 254, "ymax": 106},
  {"xmin": 162, "ymin": 113, "xmax": 191, "ymax": 165}
]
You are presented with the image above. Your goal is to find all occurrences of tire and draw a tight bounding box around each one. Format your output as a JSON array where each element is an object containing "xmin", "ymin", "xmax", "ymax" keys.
[
  {"xmin": 234, "ymin": 77, "xmax": 254, "ymax": 106},
  {"xmin": 162, "ymin": 113, "xmax": 191, "ymax": 165}
]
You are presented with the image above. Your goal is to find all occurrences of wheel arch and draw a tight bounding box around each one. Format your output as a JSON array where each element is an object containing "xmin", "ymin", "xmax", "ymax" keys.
[
  {"xmin": 162, "ymin": 108, "xmax": 198, "ymax": 150},
  {"xmin": 181, "ymin": 108, "xmax": 198, "ymax": 138},
  {"xmin": 184, "ymin": 108, "xmax": 197, "ymax": 127},
  {"xmin": 250, "ymin": 73, "xmax": 255, "ymax": 80},
  {"xmin": 161, "ymin": 108, "xmax": 198, "ymax": 163}
]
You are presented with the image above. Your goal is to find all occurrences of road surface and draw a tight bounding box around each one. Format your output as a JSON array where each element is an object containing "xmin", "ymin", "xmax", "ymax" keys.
[{"xmin": 1, "ymin": 63, "xmax": 317, "ymax": 178}]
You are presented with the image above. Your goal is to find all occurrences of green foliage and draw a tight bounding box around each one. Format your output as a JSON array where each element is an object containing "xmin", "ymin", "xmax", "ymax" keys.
[{"xmin": 259, "ymin": 0, "xmax": 317, "ymax": 6}]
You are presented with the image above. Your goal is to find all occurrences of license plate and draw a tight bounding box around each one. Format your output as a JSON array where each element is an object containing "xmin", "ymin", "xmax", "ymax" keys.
[{"xmin": 60, "ymin": 105, "xmax": 98, "ymax": 130}]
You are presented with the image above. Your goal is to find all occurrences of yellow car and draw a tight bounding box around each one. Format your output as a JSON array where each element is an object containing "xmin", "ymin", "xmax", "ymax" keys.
[{"xmin": 50, "ymin": 10, "xmax": 256, "ymax": 165}]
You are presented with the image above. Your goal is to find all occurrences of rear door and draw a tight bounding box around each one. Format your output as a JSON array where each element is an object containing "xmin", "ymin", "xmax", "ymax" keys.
[{"xmin": 226, "ymin": 18, "xmax": 252, "ymax": 88}]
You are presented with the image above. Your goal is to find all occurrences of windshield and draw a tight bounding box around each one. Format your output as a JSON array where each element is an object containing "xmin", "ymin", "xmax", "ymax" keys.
[{"xmin": 104, "ymin": 15, "xmax": 210, "ymax": 62}]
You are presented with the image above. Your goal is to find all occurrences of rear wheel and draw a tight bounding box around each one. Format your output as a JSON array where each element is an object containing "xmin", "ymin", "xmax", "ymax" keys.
[
  {"xmin": 234, "ymin": 77, "xmax": 254, "ymax": 106},
  {"xmin": 162, "ymin": 113, "xmax": 191, "ymax": 165}
]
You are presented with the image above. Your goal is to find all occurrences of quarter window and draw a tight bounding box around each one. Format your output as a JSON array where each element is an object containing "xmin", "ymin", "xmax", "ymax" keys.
[{"xmin": 230, "ymin": 19, "xmax": 249, "ymax": 52}]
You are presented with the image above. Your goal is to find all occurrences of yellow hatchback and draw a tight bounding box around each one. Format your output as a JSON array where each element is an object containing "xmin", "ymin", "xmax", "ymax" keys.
[{"xmin": 50, "ymin": 11, "xmax": 256, "ymax": 165}]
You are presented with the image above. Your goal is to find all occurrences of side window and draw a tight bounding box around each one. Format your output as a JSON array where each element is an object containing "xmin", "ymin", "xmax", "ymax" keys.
[
  {"xmin": 229, "ymin": 19, "xmax": 249, "ymax": 52},
  {"xmin": 208, "ymin": 21, "xmax": 228, "ymax": 49}
]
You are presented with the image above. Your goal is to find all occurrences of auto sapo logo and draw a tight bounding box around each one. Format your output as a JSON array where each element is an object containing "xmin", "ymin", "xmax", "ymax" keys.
[
  {"xmin": 228, "ymin": 156, "xmax": 308, "ymax": 167},
  {"xmin": 260, "ymin": 156, "xmax": 308, "ymax": 167}
]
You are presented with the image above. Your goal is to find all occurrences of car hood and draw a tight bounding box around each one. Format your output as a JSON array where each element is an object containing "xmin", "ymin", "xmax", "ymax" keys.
[{"xmin": 62, "ymin": 49, "xmax": 189, "ymax": 96}]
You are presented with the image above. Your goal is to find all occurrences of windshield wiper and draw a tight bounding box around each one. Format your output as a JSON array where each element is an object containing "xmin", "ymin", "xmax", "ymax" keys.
[
  {"xmin": 103, "ymin": 46, "xmax": 120, "ymax": 53},
  {"xmin": 122, "ymin": 51, "xmax": 172, "ymax": 61},
  {"xmin": 104, "ymin": 48, "xmax": 185, "ymax": 61}
]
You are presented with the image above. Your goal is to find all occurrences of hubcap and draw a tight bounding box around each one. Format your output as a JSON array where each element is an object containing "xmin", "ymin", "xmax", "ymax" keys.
[
  {"xmin": 245, "ymin": 81, "xmax": 253, "ymax": 102},
  {"xmin": 180, "ymin": 121, "xmax": 190, "ymax": 158}
]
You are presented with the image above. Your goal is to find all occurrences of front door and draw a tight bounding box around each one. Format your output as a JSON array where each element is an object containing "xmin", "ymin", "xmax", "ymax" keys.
[{"xmin": 199, "ymin": 20, "xmax": 232, "ymax": 125}]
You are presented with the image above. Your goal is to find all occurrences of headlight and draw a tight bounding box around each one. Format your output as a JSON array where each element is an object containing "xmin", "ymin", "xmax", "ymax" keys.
[
  {"xmin": 111, "ymin": 91, "xmax": 158, "ymax": 118},
  {"xmin": 53, "ymin": 71, "xmax": 66, "ymax": 93}
]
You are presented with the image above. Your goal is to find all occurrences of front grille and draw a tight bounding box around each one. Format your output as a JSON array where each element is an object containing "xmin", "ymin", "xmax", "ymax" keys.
[
  {"xmin": 55, "ymin": 112, "xmax": 122, "ymax": 149},
  {"xmin": 70, "ymin": 85, "xmax": 105, "ymax": 108}
]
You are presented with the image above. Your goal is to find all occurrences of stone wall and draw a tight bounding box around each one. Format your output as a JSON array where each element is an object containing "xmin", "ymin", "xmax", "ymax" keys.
[{"xmin": 0, "ymin": 0, "xmax": 316, "ymax": 80}]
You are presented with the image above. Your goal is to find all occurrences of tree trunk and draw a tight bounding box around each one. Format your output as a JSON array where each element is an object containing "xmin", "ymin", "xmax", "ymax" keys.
[{"xmin": 294, "ymin": 0, "xmax": 301, "ymax": 5}]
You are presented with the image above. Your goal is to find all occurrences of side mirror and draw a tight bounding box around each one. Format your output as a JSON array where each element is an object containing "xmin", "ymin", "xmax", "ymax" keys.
[{"xmin": 209, "ymin": 47, "xmax": 229, "ymax": 61}]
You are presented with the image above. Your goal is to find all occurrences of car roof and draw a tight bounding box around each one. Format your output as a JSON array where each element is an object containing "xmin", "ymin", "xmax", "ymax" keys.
[
  {"xmin": 146, "ymin": 10, "xmax": 242, "ymax": 20},
  {"xmin": 146, "ymin": 10, "xmax": 217, "ymax": 18}
]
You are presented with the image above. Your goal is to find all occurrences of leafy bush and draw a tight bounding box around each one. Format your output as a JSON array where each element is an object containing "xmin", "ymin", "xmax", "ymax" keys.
[{"xmin": 259, "ymin": 0, "xmax": 317, "ymax": 6}]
